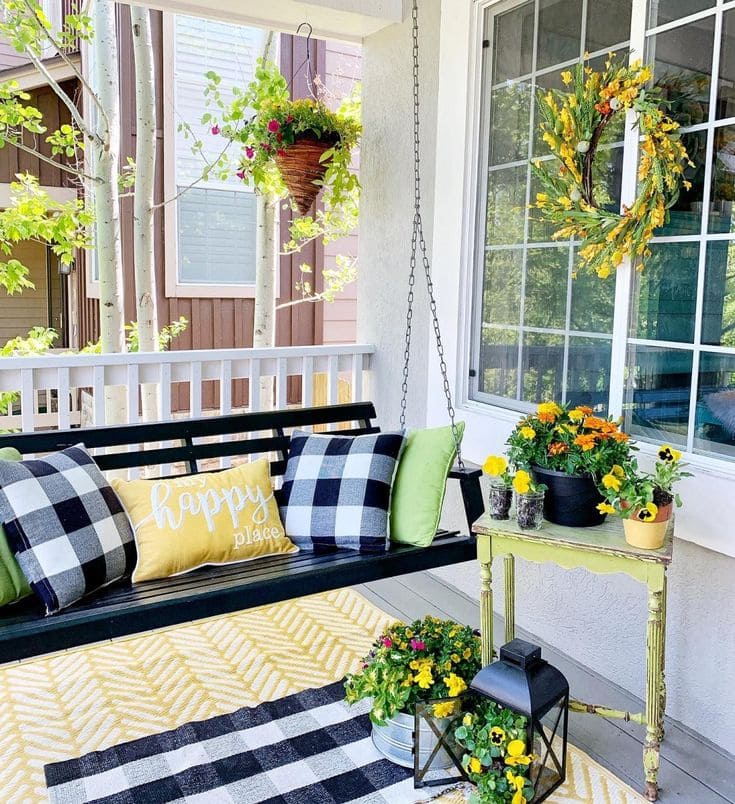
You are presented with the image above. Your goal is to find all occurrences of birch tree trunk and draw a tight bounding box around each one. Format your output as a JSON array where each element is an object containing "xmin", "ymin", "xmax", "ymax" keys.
[
  {"xmin": 253, "ymin": 32, "xmax": 277, "ymax": 410},
  {"xmin": 90, "ymin": 0, "xmax": 126, "ymax": 423},
  {"xmin": 130, "ymin": 5, "xmax": 159, "ymax": 422}
]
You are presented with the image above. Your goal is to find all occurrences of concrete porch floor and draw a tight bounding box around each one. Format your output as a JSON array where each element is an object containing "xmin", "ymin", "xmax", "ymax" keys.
[{"xmin": 357, "ymin": 571, "xmax": 734, "ymax": 804}]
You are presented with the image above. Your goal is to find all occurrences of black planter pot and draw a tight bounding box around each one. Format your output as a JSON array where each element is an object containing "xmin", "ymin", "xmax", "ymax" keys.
[{"xmin": 531, "ymin": 465, "xmax": 606, "ymax": 527}]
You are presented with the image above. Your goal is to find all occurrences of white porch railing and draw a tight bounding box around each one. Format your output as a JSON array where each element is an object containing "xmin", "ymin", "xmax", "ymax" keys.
[{"xmin": 0, "ymin": 344, "xmax": 375, "ymax": 433}]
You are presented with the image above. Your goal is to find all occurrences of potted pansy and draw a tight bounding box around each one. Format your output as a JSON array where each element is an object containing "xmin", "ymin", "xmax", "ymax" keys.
[
  {"xmin": 344, "ymin": 616, "xmax": 481, "ymax": 768},
  {"xmin": 597, "ymin": 446, "xmax": 691, "ymax": 550},
  {"xmin": 483, "ymin": 454, "xmax": 514, "ymax": 520},
  {"xmin": 206, "ymin": 59, "xmax": 361, "ymax": 215},
  {"xmin": 454, "ymin": 698, "xmax": 536, "ymax": 804},
  {"xmin": 506, "ymin": 402, "xmax": 634, "ymax": 527}
]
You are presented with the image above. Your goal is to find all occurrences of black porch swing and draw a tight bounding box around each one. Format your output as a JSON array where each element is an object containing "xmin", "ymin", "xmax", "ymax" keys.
[{"xmin": 0, "ymin": 0, "xmax": 483, "ymax": 664}]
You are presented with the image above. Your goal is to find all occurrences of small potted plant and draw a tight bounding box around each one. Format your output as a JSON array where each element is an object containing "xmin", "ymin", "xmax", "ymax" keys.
[
  {"xmin": 596, "ymin": 446, "xmax": 691, "ymax": 549},
  {"xmin": 483, "ymin": 454, "xmax": 514, "ymax": 520},
  {"xmin": 513, "ymin": 470, "xmax": 546, "ymax": 531},
  {"xmin": 506, "ymin": 402, "xmax": 634, "ymax": 527},
  {"xmin": 344, "ymin": 616, "xmax": 481, "ymax": 768},
  {"xmin": 454, "ymin": 698, "xmax": 536, "ymax": 803}
]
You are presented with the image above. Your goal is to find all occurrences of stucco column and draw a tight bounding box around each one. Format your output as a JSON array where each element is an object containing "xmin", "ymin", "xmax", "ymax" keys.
[{"xmin": 357, "ymin": 0, "xmax": 441, "ymax": 430}]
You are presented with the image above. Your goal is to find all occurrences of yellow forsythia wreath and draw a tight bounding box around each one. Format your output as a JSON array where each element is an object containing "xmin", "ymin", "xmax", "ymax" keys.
[{"xmin": 532, "ymin": 55, "xmax": 693, "ymax": 279}]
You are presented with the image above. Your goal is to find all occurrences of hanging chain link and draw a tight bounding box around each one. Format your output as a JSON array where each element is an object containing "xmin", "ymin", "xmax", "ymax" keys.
[{"xmin": 399, "ymin": 0, "xmax": 464, "ymax": 469}]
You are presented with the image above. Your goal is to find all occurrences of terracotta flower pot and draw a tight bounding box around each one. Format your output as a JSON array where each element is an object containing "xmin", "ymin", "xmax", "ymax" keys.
[
  {"xmin": 275, "ymin": 135, "xmax": 337, "ymax": 215},
  {"xmin": 623, "ymin": 507, "xmax": 671, "ymax": 550}
]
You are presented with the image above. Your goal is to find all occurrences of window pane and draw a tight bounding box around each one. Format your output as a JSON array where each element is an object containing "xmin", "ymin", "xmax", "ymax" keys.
[
  {"xmin": 521, "ymin": 332, "xmax": 565, "ymax": 402},
  {"xmin": 709, "ymin": 125, "xmax": 735, "ymax": 234},
  {"xmin": 570, "ymin": 255, "xmax": 615, "ymax": 333},
  {"xmin": 528, "ymin": 170, "xmax": 559, "ymax": 242},
  {"xmin": 493, "ymin": 2, "xmax": 535, "ymax": 83},
  {"xmin": 695, "ymin": 352, "xmax": 735, "ymax": 458},
  {"xmin": 625, "ymin": 345, "xmax": 692, "ymax": 446},
  {"xmin": 524, "ymin": 247, "xmax": 569, "ymax": 329},
  {"xmin": 717, "ymin": 9, "xmax": 735, "ymax": 120},
  {"xmin": 537, "ymin": 0, "xmax": 582, "ymax": 72},
  {"xmin": 489, "ymin": 83, "xmax": 531, "ymax": 166},
  {"xmin": 567, "ymin": 336, "xmax": 612, "ymax": 410},
  {"xmin": 648, "ymin": 0, "xmax": 714, "ymax": 29},
  {"xmin": 631, "ymin": 242, "xmax": 699, "ymax": 343},
  {"xmin": 486, "ymin": 174, "xmax": 527, "ymax": 247},
  {"xmin": 659, "ymin": 130, "xmax": 705, "ymax": 236},
  {"xmin": 482, "ymin": 250, "xmax": 522, "ymax": 325},
  {"xmin": 478, "ymin": 328, "xmax": 519, "ymax": 398},
  {"xmin": 649, "ymin": 16, "xmax": 714, "ymax": 128},
  {"xmin": 178, "ymin": 188, "xmax": 257, "ymax": 284},
  {"xmin": 586, "ymin": 0, "xmax": 632, "ymax": 51},
  {"xmin": 486, "ymin": 166, "xmax": 527, "ymax": 246},
  {"xmin": 702, "ymin": 241, "xmax": 735, "ymax": 346}
]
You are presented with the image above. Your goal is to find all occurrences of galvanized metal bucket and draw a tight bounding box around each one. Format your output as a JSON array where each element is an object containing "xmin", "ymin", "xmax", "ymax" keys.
[{"xmin": 371, "ymin": 710, "xmax": 455, "ymax": 769}]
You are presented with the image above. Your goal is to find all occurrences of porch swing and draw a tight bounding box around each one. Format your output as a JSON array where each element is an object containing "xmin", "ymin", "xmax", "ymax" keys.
[{"xmin": 0, "ymin": 0, "xmax": 483, "ymax": 664}]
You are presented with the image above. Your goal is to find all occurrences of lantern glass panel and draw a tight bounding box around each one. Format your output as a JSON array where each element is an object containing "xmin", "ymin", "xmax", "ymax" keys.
[
  {"xmin": 529, "ymin": 695, "xmax": 569, "ymax": 801},
  {"xmin": 413, "ymin": 697, "xmax": 468, "ymax": 788}
]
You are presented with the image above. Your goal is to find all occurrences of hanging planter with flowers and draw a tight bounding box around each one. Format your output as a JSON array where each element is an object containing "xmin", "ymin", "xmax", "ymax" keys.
[
  {"xmin": 206, "ymin": 60, "xmax": 361, "ymax": 216},
  {"xmin": 532, "ymin": 55, "xmax": 693, "ymax": 279}
]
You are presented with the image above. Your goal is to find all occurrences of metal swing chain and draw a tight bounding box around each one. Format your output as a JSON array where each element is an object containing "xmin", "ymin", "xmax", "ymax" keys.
[{"xmin": 399, "ymin": 0, "xmax": 465, "ymax": 470}]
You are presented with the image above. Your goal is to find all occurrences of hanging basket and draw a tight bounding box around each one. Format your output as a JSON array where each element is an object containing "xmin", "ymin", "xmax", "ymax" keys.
[{"xmin": 276, "ymin": 135, "xmax": 337, "ymax": 216}]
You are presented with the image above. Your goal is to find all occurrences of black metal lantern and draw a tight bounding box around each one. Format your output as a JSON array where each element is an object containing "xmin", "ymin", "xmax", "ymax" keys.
[
  {"xmin": 413, "ymin": 696, "xmax": 468, "ymax": 788},
  {"xmin": 470, "ymin": 638, "xmax": 569, "ymax": 802}
]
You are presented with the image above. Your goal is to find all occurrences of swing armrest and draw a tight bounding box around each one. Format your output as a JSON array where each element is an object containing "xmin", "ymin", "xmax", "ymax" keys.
[{"xmin": 448, "ymin": 465, "xmax": 485, "ymax": 532}]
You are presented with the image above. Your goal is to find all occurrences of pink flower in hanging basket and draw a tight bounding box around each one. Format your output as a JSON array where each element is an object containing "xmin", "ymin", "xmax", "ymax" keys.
[
  {"xmin": 261, "ymin": 142, "xmax": 272, "ymax": 153},
  {"xmin": 211, "ymin": 125, "xmax": 220, "ymax": 135},
  {"xmin": 276, "ymin": 148, "xmax": 287, "ymax": 158},
  {"xmin": 236, "ymin": 170, "xmax": 245, "ymax": 180},
  {"xmin": 245, "ymin": 146, "xmax": 255, "ymax": 159},
  {"xmin": 410, "ymin": 638, "xmax": 426, "ymax": 651},
  {"xmin": 267, "ymin": 119, "xmax": 280, "ymax": 133},
  {"xmin": 382, "ymin": 637, "xmax": 393, "ymax": 648}
]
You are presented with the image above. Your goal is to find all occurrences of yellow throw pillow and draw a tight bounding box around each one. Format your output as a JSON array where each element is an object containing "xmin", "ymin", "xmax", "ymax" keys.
[{"xmin": 112, "ymin": 459, "xmax": 298, "ymax": 583}]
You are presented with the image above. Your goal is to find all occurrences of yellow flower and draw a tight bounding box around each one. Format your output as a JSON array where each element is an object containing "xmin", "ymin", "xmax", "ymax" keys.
[
  {"xmin": 483, "ymin": 454, "xmax": 508, "ymax": 476},
  {"xmin": 520, "ymin": 425, "xmax": 536, "ymax": 440},
  {"xmin": 657, "ymin": 444, "xmax": 682, "ymax": 462},
  {"xmin": 451, "ymin": 653, "xmax": 461, "ymax": 663},
  {"xmin": 463, "ymin": 647, "xmax": 472, "ymax": 660},
  {"xmin": 507, "ymin": 739, "xmax": 525, "ymax": 757},
  {"xmin": 561, "ymin": 70, "xmax": 573, "ymax": 85},
  {"xmin": 512, "ymin": 791, "xmax": 527, "ymax": 804},
  {"xmin": 462, "ymin": 713, "xmax": 473, "ymax": 727},
  {"xmin": 597, "ymin": 502, "xmax": 616, "ymax": 515},
  {"xmin": 433, "ymin": 700, "xmax": 456, "ymax": 718},
  {"xmin": 415, "ymin": 665, "xmax": 434, "ymax": 689},
  {"xmin": 637, "ymin": 502, "xmax": 658, "ymax": 521},
  {"xmin": 568, "ymin": 408, "xmax": 585, "ymax": 421},
  {"xmin": 537, "ymin": 401, "xmax": 562, "ymax": 422},
  {"xmin": 490, "ymin": 726, "xmax": 506, "ymax": 745},
  {"xmin": 401, "ymin": 673, "xmax": 414, "ymax": 687},
  {"xmin": 601, "ymin": 473, "xmax": 621, "ymax": 491},
  {"xmin": 444, "ymin": 673, "xmax": 467, "ymax": 697},
  {"xmin": 611, "ymin": 464, "xmax": 625, "ymax": 478},
  {"xmin": 469, "ymin": 756, "xmax": 482, "ymax": 774},
  {"xmin": 513, "ymin": 470, "xmax": 531, "ymax": 494}
]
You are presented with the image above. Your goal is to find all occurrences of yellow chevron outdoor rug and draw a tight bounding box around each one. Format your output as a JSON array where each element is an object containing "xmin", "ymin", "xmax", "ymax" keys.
[{"xmin": 0, "ymin": 587, "xmax": 645, "ymax": 803}]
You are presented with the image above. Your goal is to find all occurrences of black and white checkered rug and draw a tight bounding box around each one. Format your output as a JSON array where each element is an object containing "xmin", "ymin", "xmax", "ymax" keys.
[{"xmin": 45, "ymin": 681, "xmax": 445, "ymax": 803}]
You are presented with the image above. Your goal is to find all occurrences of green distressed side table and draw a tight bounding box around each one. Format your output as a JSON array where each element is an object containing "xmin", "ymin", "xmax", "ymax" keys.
[{"xmin": 472, "ymin": 513, "xmax": 673, "ymax": 802}]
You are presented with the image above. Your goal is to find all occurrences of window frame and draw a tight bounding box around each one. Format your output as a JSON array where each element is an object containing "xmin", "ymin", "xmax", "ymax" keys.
[
  {"xmin": 466, "ymin": 0, "xmax": 735, "ymax": 475},
  {"xmin": 161, "ymin": 12, "xmax": 270, "ymax": 299}
]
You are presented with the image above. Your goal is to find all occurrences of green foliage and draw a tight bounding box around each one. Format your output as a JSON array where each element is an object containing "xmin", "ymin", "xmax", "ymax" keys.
[
  {"xmin": 343, "ymin": 616, "xmax": 481, "ymax": 725},
  {"xmin": 506, "ymin": 401, "xmax": 634, "ymax": 481},
  {"xmin": 0, "ymin": 174, "xmax": 93, "ymax": 293},
  {"xmin": 0, "ymin": 326, "xmax": 58, "ymax": 415},
  {"xmin": 0, "ymin": 0, "xmax": 93, "ymax": 58},
  {"xmin": 81, "ymin": 317, "xmax": 188, "ymax": 354},
  {"xmin": 454, "ymin": 698, "xmax": 534, "ymax": 804}
]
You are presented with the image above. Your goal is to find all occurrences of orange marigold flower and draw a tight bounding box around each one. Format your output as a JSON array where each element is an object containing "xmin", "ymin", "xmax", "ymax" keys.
[
  {"xmin": 611, "ymin": 431, "xmax": 630, "ymax": 442},
  {"xmin": 574, "ymin": 433, "xmax": 598, "ymax": 451},
  {"xmin": 548, "ymin": 442, "xmax": 568, "ymax": 456},
  {"xmin": 577, "ymin": 406, "xmax": 593, "ymax": 415},
  {"xmin": 582, "ymin": 416, "xmax": 607, "ymax": 430}
]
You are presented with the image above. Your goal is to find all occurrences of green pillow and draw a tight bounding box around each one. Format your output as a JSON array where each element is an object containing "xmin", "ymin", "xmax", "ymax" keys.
[
  {"xmin": 390, "ymin": 422, "xmax": 465, "ymax": 547},
  {"xmin": 0, "ymin": 447, "xmax": 31, "ymax": 606}
]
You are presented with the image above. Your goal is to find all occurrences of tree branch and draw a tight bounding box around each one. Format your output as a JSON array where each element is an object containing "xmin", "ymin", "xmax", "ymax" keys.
[{"xmin": 2, "ymin": 131, "xmax": 97, "ymax": 182}]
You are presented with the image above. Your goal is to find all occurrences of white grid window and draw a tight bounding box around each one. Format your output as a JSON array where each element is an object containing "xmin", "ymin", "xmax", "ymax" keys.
[
  {"xmin": 172, "ymin": 15, "xmax": 268, "ymax": 286},
  {"xmin": 472, "ymin": 0, "xmax": 735, "ymax": 463}
]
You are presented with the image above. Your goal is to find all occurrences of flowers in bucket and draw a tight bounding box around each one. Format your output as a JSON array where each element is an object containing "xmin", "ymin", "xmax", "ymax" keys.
[
  {"xmin": 506, "ymin": 402, "xmax": 633, "ymax": 480},
  {"xmin": 454, "ymin": 699, "xmax": 535, "ymax": 804},
  {"xmin": 483, "ymin": 455, "xmax": 514, "ymax": 520},
  {"xmin": 343, "ymin": 616, "xmax": 481, "ymax": 724}
]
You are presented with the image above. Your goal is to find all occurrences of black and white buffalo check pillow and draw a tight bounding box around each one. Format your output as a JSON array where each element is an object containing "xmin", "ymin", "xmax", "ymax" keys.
[
  {"xmin": 0, "ymin": 444, "xmax": 136, "ymax": 614},
  {"xmin": 280, "ymin": 430, "xmax": 405, "ymax": 553}
]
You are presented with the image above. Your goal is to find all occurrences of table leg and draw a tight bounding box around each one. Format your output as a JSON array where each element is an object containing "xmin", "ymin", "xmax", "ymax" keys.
[
  {"xmin": 504, "ymin": 554, "xmax": 515, "ymax": 643},
  {"xmin": 658, "ymin": 572, "xmax": 668, "ymax": 742},
  {"xmin": 643, "ymin": 580, "xmax": 665, "ymax": 802},
  {"xmin": 479, "ymin": 559, "xmax": 493, "ymax": 667}
]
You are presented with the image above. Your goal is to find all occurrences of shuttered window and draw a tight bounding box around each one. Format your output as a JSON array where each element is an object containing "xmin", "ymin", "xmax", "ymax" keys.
[{"xmin": 173, "ymin": 15, "xmax": 267, "ymax": 286}]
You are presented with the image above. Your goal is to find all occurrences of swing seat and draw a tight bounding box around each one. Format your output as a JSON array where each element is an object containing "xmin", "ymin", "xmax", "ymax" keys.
[{"xmin": 0, "ymin": 402, "xmax": 483, "ymax": 664}]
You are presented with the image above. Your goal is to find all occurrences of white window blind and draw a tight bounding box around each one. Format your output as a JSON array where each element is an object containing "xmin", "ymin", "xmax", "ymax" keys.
[{"xmin": 173, "ymin": 15, "xmax": 267, "ymax": 285}]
